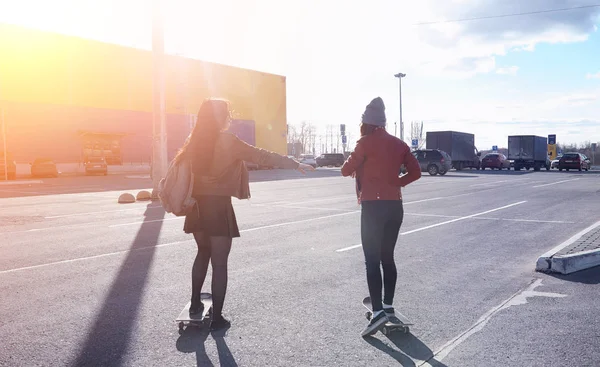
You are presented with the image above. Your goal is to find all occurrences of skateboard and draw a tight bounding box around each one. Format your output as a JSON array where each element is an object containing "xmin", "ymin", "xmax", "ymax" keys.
[
  {"xmin": 362, "ymin": 296, "xmax": 413, "ymax": 335},
  {"xmin": 176, "ymin": 293, "xmax": 213, "ymax": 331}
]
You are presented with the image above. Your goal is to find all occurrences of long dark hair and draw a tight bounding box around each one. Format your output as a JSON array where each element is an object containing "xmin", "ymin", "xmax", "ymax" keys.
[
  {"xmin": 360, "ymin": 123, "xmax": 381, "ymax": 137},
  {"xmin": 175, "ymin": 98, "xmax": 232, "ymax": 173}
]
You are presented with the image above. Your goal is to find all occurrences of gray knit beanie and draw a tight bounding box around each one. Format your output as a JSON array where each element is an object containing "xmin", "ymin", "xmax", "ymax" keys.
[{"xmin": 361, "ymin": 97, "xmax": 386, "ymax": 127}]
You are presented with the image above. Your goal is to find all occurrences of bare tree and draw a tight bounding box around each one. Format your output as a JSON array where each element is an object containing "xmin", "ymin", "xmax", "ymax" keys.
[{"xmin": 410, "ymin": 121, "xmax": 425, "ymax": 149}]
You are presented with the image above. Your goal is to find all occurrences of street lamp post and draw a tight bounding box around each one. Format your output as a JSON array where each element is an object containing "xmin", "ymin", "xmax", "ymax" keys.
[
  {"xmin": 151, "ymin": 0, "xmax": 168, "ymax": 199},
  {"xmin": 394, "ymin": 73, "xmax": 406, "ymax": 141},
  {"xmin": 1, "ymin": 109, "xmax": 7, "ymax": 180}
]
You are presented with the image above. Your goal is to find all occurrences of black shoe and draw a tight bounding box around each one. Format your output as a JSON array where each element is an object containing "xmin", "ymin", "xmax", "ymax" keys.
[
  {"xmin": 361, "ymin": 311, "xmax": 388, "ymax": 337},
  {"xmin": 189, "ymin": 303, "xmax": 204, "ymax": 317},
  {"xmin": 210, "ymin": 316, "xmax": 231, "ymax": 331},
  {"xmin": 383, "ymin": 306, "xmax": 395, "ymax": 317}
]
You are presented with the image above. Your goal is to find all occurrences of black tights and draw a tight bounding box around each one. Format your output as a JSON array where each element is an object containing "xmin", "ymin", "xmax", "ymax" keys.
[
  {"xmin": 191, "ymin": 233, "xmax": 232, "ymax": 319},
  {"xmin": 361, "ymin": 200, "xmax": 404, "ymax": 312}
]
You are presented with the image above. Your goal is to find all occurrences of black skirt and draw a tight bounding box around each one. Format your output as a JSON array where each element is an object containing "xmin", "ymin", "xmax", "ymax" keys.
[{"xmin": 184, "ymin": 195, "xmax": 240, "ymax": 238}]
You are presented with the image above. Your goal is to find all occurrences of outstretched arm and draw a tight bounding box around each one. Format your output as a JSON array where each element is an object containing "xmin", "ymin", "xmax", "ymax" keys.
[
  {"xmin": 231, "ymin": 135, "xmax": 314, "ymax": 173},
  {"xmin": 232, "ymin": 136, "xmax": 299, "ymax": 169}
]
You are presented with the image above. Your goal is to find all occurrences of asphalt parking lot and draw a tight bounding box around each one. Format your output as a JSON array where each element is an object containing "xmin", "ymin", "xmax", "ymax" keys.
[{"xmin": 1, "ymin": 168, "xmax": 599, "ymax": 366}]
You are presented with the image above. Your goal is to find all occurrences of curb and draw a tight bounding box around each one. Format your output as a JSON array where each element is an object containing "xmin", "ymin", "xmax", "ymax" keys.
[
  {"xmin": 536, "ymin": 220, "xmax": 600, "ymax": 274},
  {"xmin": 0, "ymin": 180, "xmax": 44, "ymax": 186}
]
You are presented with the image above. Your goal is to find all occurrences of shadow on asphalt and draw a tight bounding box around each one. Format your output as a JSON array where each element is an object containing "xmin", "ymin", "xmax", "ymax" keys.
[
  {"xmin": 72, "ymin": 205, "xmax": 165, "ymax": 366},
  {"xmin": 364, "ymin": 332, "xmax": 448, "ymax": 367},
  {"xmin": 548, "ymin": 266, "xmax": 600, "ymax": 284},
  {"xmin": 176, "ymin": 324, "xmax": 238, "ymax": 366}
]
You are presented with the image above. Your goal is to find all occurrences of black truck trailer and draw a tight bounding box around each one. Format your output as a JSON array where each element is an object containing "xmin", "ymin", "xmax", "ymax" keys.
[{"xmin": 426, "ymin": 131, "xmax": 481, "ymax": 170}]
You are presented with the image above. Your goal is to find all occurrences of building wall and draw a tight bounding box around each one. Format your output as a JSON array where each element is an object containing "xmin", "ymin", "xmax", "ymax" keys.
[{"xmin": 0, "ymin": 23, "xmax": 287, "ymax": 162}]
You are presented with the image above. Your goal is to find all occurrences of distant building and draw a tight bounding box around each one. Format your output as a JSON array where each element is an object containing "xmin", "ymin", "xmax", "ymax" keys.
[{"xmin": 0, "ymin": 23, "xmax": 287, "ymax": 164}]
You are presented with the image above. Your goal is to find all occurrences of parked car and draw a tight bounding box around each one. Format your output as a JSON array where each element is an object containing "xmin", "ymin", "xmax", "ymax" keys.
[
  {"xmin": 551, "ymin": 155, "xmax": 562, "ymax": 170},
  {"xmin": 85, "ymin": 156, "xmax": 108, "ymax": 175},
  {"xmin": 316, "ymin": 153, "xmax": 345, "ymax": 167},
  {"xmin": 582, "ymin": 154, "xmax": 592, "ymax": 168},
  {"xmin": 0, "ymin": 153, "xmax": 17, "ymax": 180},
  {"xmin": 299, "ymin": 154, "xmax": 317, "ymax": 168},
  {"xmin": 31, "ymin": 158, "xmax": 59, "ymax": 178},
  {"xmin": 411, "ymin": 149, "xmax": 452, "ymax": 176},
  {"xmin": 480, "ymin": 153, "xmax": 511, "ymax": 170},
  {"xmin": 558, "ymin": 152, "xmax": 589, "ymax": 172}
]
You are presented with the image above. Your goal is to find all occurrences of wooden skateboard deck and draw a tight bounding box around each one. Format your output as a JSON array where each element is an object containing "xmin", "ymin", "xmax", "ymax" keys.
[
  {"xmin": 362, "ymin": 296, "xmax": 413, "ymax": 334},
  {"xmin": 176, "ymin": 293, "xmax": 213, "ymax": 331}
]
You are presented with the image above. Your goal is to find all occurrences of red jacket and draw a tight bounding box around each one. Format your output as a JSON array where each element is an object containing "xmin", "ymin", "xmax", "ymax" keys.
[{"xmin": 341, "ymin": 129, "xmax": 421, "ymax": 201}]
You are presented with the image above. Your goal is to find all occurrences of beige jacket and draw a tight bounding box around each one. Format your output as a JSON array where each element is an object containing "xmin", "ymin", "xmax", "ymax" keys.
[{"xmin": 190, "ymin": 132, "xmax": 299, "ymax": 199}]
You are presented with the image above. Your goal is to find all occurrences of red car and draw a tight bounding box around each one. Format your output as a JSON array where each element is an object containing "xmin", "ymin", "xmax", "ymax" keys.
[
  {"xmin": 558, "ymin": 152, "xmax": 589, "ymax": 172},
  {"xmin": 481, "ymin": 153, "xmax": 511, "ymax": 170}
]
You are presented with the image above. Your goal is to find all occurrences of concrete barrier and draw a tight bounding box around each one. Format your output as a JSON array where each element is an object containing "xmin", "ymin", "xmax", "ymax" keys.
[
  {"xmin": 136, "ymin": 190, "xmax": 152, "ymax": 201},
  {"xmin": 118, "ymin": 193, "xmax": 136, "ymax": 204},
  {"xmin": 536, "ymin": 220, "xmax": 600, "ymax": 274}
]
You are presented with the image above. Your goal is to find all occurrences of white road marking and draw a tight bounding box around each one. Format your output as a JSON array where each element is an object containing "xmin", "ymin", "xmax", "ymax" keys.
[
  {"xmin": 400, "ymin": 201, "xmax": 527, "ymax": 235},
  {"xmin": 45, "ymin": 205, "xmax": 163, "ymax": 219},
  {"xmin": 109, "ymin": 217, "xmax": 181, "ymax": 227},
  {"xmin": 239, "ymin": 211, "xmax": 360, "ymax": 233},
  {"xmin": 404, "ymin": 213, "xmax": 573, "ymax": 224},
  {"xmin": 270, "ymin": 205, "xmax": 354, "ymax": 212},
  {"xmin": 469, "ymin": 180, "xmax": 509, "ymax": 187},
  {"xmin": 419, "ymin": 279, "xmax": 566, "ymax": 365},
  {"xmin": 0, "ymin": 189, "xmax": 116, "ymax": 198},
  {"xmin": 404, "ymin": 197, "xmax": 443, "ymax": 204},
  {"xmin": 334, "ymin": 208, "xmax": 567, "ymax": 253},
  {"xmin": 272, "ymin": 194, "xmax": 356, "ymax": 206},
  {"xmin": 474, "ymin": 217, "xmax": 573, "ymax": 224},
  {"xmin": 0, "ymin": 240, "xmax": 191, "ymax": 275},
  {"xmin": 0, "ymin": 211, "xmax": 361, "ymax": 274},
  {"xmin": 532, "ymin": 178, "xmax": 581, "ymax": 188},
  {"xmin": 336, "ymin": 244, "xmax": 362, "ymax": 252}
]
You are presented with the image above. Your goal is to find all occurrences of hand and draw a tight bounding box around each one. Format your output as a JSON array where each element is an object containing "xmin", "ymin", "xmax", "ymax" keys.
[{"xmin": 297, "ymin": 163, "xmax": 316, "ymax": 174}]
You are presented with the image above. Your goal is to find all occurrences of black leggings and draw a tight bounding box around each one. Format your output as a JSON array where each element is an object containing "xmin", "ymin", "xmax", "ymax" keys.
[
  {"xmin": 361, "ymin": 200, "xmax": 404, "ymax": 312},
  {"xmin": 191, "ymin": 233, "xmax": 232, "ymax": 318}
]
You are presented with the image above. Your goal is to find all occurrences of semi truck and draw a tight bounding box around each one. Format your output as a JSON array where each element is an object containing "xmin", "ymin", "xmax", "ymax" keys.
[
  {"xmin": 508, "ymin": 135, "xmax": 550, "ymax": 171},
  {"xmin": 426, "ymin": 131, "xmax": 481, "ymax": 170}
]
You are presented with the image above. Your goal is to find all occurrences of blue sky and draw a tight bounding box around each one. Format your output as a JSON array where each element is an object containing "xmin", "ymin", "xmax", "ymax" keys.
[{"xmin": 0, "ymin": 0, "xmax": 599, "ymax": 149}]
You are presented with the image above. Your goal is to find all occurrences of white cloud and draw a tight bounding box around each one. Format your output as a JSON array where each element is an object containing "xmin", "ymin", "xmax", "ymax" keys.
[
  {"xmin": 586, "ymin": 71, "xmax": 600, "ymax": 79},
  {"xmin": 496, "ymin": 66, "xmax": 519, "ymax": 76},
  {"xmin": 539, "ymin": 92, "xmax": 598, "ymax": 108},
  {"xmin": 412, "ymin": 0, "xmax": 600, "ymax": 78}
]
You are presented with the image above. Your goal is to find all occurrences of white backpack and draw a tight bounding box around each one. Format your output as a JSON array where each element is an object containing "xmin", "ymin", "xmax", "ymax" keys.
[{"xmin": 158, "ymin": 157, "xmax": 196, "ymax": 216}]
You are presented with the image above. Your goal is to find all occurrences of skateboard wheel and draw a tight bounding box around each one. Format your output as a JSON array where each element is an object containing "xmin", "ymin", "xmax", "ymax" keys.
[
  {"xmin": 178, "ymin": 322, "xmax": 184, "ymax": 330},
  {"xmin": 365, "ymin": 311, "xmax": 372, "ymax": 321},
  {"xmin": 404, "ymin": 327, "xmax": 410, "ymax": 333},
  {"xmin": 382, "ymin": 327, "xmax": 389, "ymax": 335}
]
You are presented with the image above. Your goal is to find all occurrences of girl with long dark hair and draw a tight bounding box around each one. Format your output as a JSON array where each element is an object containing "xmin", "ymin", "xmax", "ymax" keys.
[{"xmin": 177, "ymin": 98, "xmax": 314, "ymax": 330}]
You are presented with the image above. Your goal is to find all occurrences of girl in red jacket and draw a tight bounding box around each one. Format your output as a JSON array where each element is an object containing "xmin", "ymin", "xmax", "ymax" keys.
[{"xmin": 341, "ymin": 97, "xmax": 421, "ymax": 336}]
